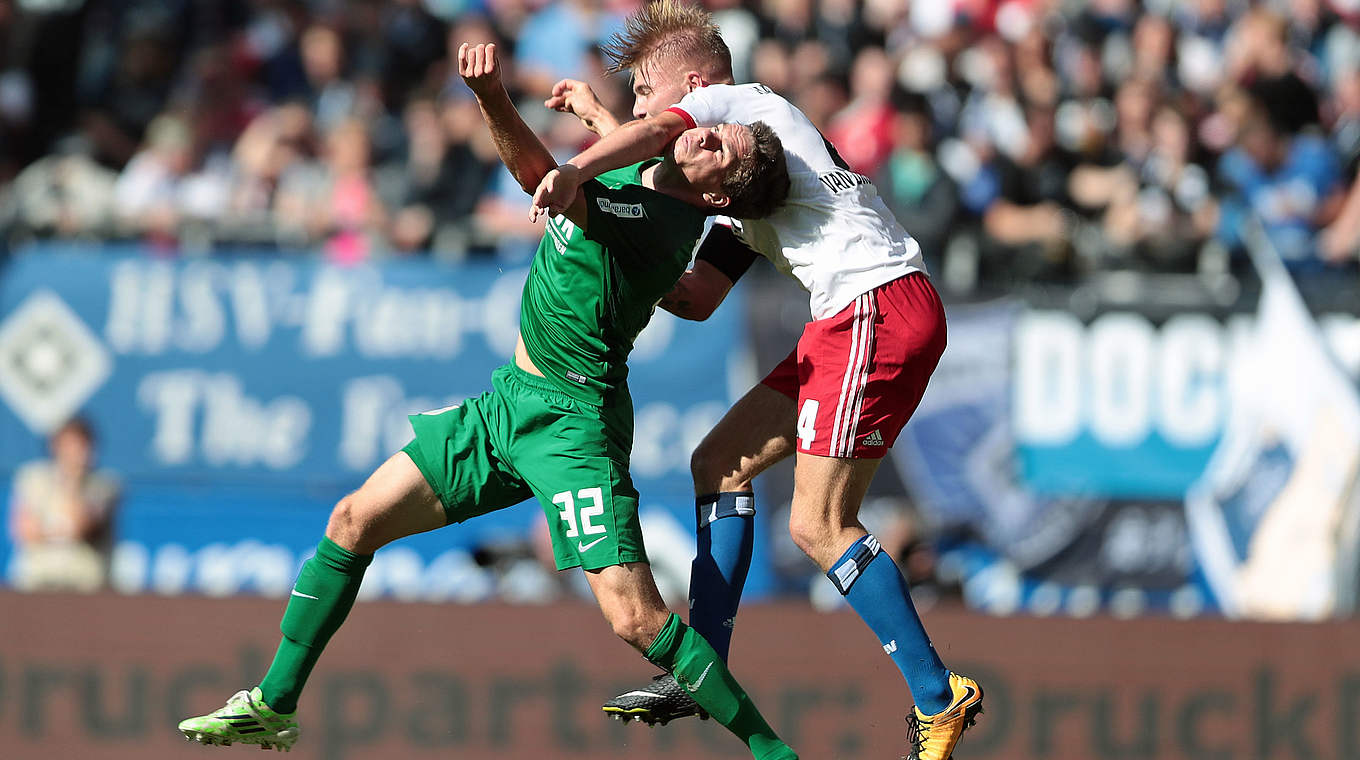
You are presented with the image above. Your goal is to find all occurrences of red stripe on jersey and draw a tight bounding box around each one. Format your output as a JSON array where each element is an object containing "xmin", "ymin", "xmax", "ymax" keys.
[{"xmin": 666, "ymin": 107, "xmax": 697, "ymax": 130}]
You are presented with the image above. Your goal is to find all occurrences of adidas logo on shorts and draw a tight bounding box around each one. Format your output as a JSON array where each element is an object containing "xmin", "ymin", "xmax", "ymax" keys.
[{"xmin": 863, "ymin": 430, "xmax": 885, "ymax": 446}]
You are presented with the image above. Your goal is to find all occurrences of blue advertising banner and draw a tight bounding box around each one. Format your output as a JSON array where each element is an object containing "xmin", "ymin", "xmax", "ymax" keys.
[{"xmin": 0, "ymin": 245, "xmax": 767, "ymax": 599}]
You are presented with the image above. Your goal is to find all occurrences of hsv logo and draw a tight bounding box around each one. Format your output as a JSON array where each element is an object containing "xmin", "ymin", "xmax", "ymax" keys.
[{"xmin": 0, "ymin": 290, "xmax": 112, "ymax": 433}]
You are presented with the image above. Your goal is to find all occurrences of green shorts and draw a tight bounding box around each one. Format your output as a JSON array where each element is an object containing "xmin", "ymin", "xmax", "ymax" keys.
[{"xmin": 402, "ymin": 363, "xmax": 647, "ymax": 571}]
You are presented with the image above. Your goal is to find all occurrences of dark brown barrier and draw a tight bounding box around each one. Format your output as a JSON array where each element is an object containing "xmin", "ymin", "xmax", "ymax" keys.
[{"xmin": 3, "ymin": 591, "xmax": 1360, "ymax": 759}]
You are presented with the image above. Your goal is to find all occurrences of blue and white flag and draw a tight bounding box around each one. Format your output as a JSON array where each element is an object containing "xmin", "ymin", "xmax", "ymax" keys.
[{"xmin": 1185, "ymin": 223, "xmax": 1360, "ymax": 620}]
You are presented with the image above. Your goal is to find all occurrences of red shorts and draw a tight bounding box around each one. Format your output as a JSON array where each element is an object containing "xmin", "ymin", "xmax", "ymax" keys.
[{"xmin": 761, "ymin": 273, "xmax": 946, "ymax": 459}]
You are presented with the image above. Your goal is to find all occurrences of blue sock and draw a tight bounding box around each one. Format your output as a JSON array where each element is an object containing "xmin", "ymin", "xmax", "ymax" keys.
[
  {"xmin": 687, "ymin": 491, "xmax": 755, "ymax": 662},
  {"xmin": 829, "ymin": 534, "xmax": 952, "ymax": 714}
]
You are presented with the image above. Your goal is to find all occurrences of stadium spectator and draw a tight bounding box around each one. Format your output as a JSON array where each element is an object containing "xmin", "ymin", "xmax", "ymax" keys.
[
  {"xmin": 376, "ymin": 94, "xmax": 497, "ymax": 255},
  {"xmin": 7, "ymin": 417, "xmax": 120, "ymax": 593},
  {"xmin": 1214, "ymin": 84, "xmax": 1344, "ymax": 270},
  {"xmin": 111, "ymin": 113, "xmax": 198, "ymax": 246},
  {"xmin": 513, "ymin": 0, "xmax": 625, "ymax": 96},
  {"xmin": 219, "ymin": 103, "xmax": 316, "ymax": 247},
  {"xmin": 0, "ymin": 136, "xmax": 117, "ymax": 241},
  {"xmin": 826, "ymin": 46, "xmax": 897, "ymax": 176},
  {"xmin": 875, "ymin": 89, "xmax": 957, "ymax": 274},
  {"xmin": 0, "ymin": 0, "xmax": 1356, "ymax": 277},
  {"xmin": 274, "ymin": 117, "xmax": 386, "ymax": 263},
  {"xmin": 977, "ymin": 104, "xmax": 1079, "ymax": 283}
]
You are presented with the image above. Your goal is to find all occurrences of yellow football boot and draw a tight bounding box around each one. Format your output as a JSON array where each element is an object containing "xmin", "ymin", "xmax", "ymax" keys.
[{"xmin": 903, "ymin": 673, "xmax": 983, "ymax": 760}]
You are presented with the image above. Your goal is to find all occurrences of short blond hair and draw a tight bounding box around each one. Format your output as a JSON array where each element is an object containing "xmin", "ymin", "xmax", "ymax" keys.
[{"xmin": 601, "ymin": 0, "xmax": 733, "ymax": 80}]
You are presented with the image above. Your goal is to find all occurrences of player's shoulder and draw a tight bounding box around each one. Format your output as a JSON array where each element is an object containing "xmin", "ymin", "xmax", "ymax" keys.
[
  {"xmin": 691, "ymin": 82, "xmax": 783, "ymax": 104},
  {"xmin": 595, "ymin": 161, "xmax": 650, "ymax": 190}
]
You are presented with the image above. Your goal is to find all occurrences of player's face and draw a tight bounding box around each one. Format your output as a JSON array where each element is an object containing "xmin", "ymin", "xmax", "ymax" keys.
[
  {"xmin": 630, "ymin": 59, "xmax": 692, "ymax": 120},
  {"xmin": 672, "ymin": 123, "xmax": 753, "ymax": 199}
]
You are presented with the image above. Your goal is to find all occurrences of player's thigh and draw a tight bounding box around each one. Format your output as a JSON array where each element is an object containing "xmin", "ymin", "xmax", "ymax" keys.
[
  {"xmin": 327, "ymin": 450, "xmax": 446, "ymax": 553},
  {"xmin": 523, "ymin": 445, "xmax": 647, "ymax": 572},
  {"xmin": 792, "ymin": 274, "xmax": 945, "ymax": 459},
  {"xmin": 692, "ymin": 380, "xmax": 797, "ymax": 492},
  {"xmin": 403, "ymin": 390, "xmax": 534, "ymax": 524},
  {"xmin": 508, "ymin": 392, "xmax": 648, "ymax": 572},
  {"xmin": 584, "ymin": 561, "xmax": 670, "ymax": 647},
  {"xmin": 788, "ymin": 452, "xmax": 882, "ymax": 569}
]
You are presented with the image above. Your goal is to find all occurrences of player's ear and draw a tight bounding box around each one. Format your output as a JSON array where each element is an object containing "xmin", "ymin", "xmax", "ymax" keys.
[
  {"xmin": 685, "ymin": 71, "xmax": 705, "ymax": 92},
  {"xmin": 703, "ymin": 191, "xmax": 730, "ymax": 208}
]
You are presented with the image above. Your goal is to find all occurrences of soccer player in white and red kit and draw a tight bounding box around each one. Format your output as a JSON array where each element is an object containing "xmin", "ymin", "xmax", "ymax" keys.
[{"xmin": 534, "ymin": 3, "xmax": 983, "ymax": 758}]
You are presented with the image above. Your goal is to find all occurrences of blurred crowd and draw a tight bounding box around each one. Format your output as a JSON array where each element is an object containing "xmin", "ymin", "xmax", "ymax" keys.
[{"xmin": 2, "ymin": 0, "xmax": 1360, "ymax": 283}]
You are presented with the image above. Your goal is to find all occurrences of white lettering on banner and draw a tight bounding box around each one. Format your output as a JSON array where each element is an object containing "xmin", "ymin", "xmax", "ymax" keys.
[
  {"xmin": 1014, "ymin": 312, "xmax": 1084, "ymax": 445},
  {"xmin": 631, "ymin": 400, "xmax": 728, "ymax": 478},
  {"xmin": 98, "ymin": 261, "xmax": 684, "ymax": 364},
  {"xmin": 112, "ymin": 540, "xmax": 302, "ymax": 597},
  {"xmin": 1010, "ymin": 311, "xmax": 1342, "ymax": 449},
  {"xmin": 479, "ymin": 269, "xmax": 527, "ymax": 358},
  {"xmin": 229, "ymin": 261, "xmax": 275, "ymax": 349},
  {"xmin": 178, "ymin": 262, "xmax": 227, "ymax": 352},
  {"xmin": 631, "ymin": 310, "xmax": 678, "ymax": 362},
  {"xmin": 1158, "ymin": 315, "xmax": 1223, "ymax": 447},
  {"xmin": 137, "ymin": 370, "xmax": 311, "ymax": 469},
  {"xmin": 1087, "ymin": 313, "xmax": 1154, "ymax": 446},
  {"xmin": 338, "ymin": 375, "xmax": 463, "ymax": 471},
  {"xmin": 106, "ymin": 259, "xmax": 174, "ymax": 354},
  {"xmin": 111, "ymin": 541, "xmax": 497, "ymax": 600},
  {"xmin": 104, "ymin": 260, "xmax": 552, "ymax": 360},
  {"xmin": 302, "ymin": 266, "xmax": 351, "ymax": 356}
]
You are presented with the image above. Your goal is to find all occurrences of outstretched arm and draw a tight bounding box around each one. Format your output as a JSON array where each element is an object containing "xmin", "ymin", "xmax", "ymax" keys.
[
  {"xmin": 530, "ymin": 110, "xmax": 689, "ymax": 221},
  {"xmin": 460, "ymin": 43, "xmax": 586, "ymax": 225}
]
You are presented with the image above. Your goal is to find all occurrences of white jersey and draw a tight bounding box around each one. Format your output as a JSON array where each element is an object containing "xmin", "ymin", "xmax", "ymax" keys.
[{"xmin": 669, "ymin": 83, "xmax": 926, "ymax": 320}]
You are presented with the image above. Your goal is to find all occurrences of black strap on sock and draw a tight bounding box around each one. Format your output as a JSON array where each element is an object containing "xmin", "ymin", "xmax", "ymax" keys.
[
  {"xmin": 695, "ymin": 491, "xmax": 757, "ymax": 529},
  {"xmin": 826, "ymin": 534, "xmax": 882, "ymax": 595}
]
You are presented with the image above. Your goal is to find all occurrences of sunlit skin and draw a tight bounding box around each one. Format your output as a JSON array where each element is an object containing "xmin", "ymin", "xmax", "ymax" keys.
[
  {"xmin": 630, "ymin": 58, "xmax": 717, "ymax": 119},
  {"xmin": 667, "ymin": 123, "xmax": 752, "ymax": 196}
]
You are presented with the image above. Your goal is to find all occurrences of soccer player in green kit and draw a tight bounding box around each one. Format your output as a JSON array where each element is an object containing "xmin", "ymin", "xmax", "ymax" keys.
[{"xmin": 176, "ymin": 43, "xmax": 796, "ymax": 759}]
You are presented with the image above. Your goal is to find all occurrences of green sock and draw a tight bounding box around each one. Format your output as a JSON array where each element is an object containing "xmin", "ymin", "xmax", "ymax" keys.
[
  {"xmin": 645, "ymin": 613, "xmax": 797, "ymax": 760},
  {"xmin": 258, "ymin": 537, "xmax": 372, "ymax": 713}
]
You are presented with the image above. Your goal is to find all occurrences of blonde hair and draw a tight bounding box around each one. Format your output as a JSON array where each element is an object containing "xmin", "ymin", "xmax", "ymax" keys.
[{"xmin": 601, "ymin": 0, "xmax": 733, "ymax": 80}]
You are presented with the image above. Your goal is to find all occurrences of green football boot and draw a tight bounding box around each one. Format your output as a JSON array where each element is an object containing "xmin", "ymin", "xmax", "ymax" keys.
[{"xmin": 178, "ymin": 687, "xmax": 300, "ymax": 751}]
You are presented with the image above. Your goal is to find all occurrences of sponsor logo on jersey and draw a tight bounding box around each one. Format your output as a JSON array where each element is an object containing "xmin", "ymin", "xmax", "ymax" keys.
[
  {"xmin": 596, "ymin": 198, "xmax": 645, "ymax": 218},
  {"xmin": 817, "ymin": 169, "xmax": 872, "ymax": 194},
  {"xmin": 883, "ymin": 639, "xmax": 898, "ymax": 654},
  {"xmin": 565, "ymin": 370, "xmax": 588, "ymax": 385}
]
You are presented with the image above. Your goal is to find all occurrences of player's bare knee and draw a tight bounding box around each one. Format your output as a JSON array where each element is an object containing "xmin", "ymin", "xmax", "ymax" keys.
[
  {"xmin": 689, "ymin": 439, "xmax": 725, "ymax": 485},
  {"xmin": 325, "ymin": 494, "xmax": 370, "ymax": 549},
  {"xmin": 786, "ymin": 512, "xmax": 821, "ymax": 557}
]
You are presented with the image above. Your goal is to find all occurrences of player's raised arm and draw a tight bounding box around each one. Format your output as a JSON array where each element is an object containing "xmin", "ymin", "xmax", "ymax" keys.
[
  {"xmin": 459, "ymin": 43, "xmax": 587, "ymax": 225},
  {"xmin": 529, "ymin": 109, "xmax": 689, "ymax": 221},
  {"xmin": 544, "ymin": 79, "xmax": 621, "ymax": 137}
]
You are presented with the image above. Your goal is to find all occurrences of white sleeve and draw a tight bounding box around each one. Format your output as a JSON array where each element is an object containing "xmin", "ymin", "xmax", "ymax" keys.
[{"xmin": 667, "ymin": 84, "xmax": 741, "ymax": 127}]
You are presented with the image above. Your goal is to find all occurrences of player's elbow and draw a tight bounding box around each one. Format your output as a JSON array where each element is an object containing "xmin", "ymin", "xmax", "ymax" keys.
[{"xmin": 662, "ymin": 300, "xmax": 716, "ymax": 321}]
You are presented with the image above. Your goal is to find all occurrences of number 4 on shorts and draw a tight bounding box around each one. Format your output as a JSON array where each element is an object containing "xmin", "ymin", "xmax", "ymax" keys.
[
  {"xmin": 554, "ymin": 487, "xmax": 606, "ymax": 538},
  {"xmin": 797, "ymin": 400, "xmax": 819, "ymax": 450}
]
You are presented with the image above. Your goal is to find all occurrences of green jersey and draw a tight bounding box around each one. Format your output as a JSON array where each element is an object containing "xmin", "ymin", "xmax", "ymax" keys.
[{"xmin": 519, "ymin": 159, "xmax": 710, "ymax": 405}]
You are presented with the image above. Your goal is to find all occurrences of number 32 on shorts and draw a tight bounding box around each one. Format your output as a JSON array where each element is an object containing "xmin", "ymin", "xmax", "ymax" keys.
[
  {"xmin": 554, "ymin": 487, "xmax": 606, "ymax": 538},
  {"xmin": 797, "ymin": 400, "xmax": 819, "ymax": 450}
]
